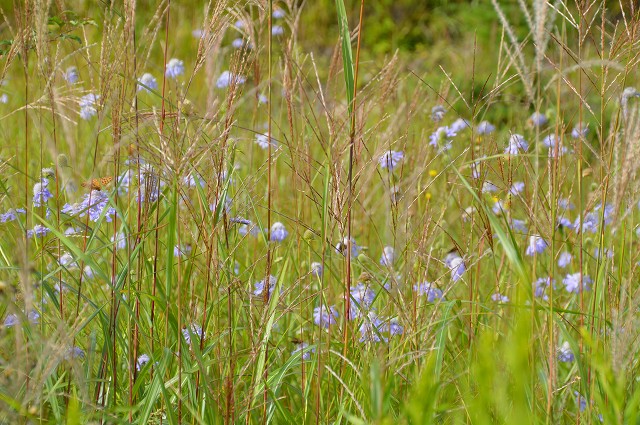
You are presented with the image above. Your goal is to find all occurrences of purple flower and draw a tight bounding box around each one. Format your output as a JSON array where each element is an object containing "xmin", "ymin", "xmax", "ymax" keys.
[
  {"xmin": 335, "ymin": 237, "xmax": 361, "ymax": 258},
  {"xmin": 594, "ymin": 247, "xmax": 613, "ymax": 259},
  {"xmin": 27, "ymin": 225, "xmax": 49, "ymax": 238},
  {"xmin": 563, "ymin": 273, "xmax": 592, "ymax": 293},
  {"xmin": 111, "ymin": 232, "xmax": 127, "ymax": 250},
  {"xmin": 413, "ymin": 281, "xmax": 444, "ymax": 302},
  {"xmin": 558, "ymin": 198, "xmax": 574, "ymax": 210},
  {"xmin": 379, "ymin": 246, "xmax": 396, "ymax": 267},
  {"xmin": 482, "ymin": 181, "xmax": 498, "ymax": 193},
  {"xmin": 359, "ymin": 312, "xmax": 387, "ymax": 343},
  {"xmin": 255, "ymin": 133, "xmax": 278, "ymax": 150},
  {"xmin": 64, "ymin": 66, "xmax": 79, "ymax": 84},
  {"xmin": 33, "ymin": 178, "xmax": 53, "ymax": 207},
  {"xmin": 174, "ymin": 244, "xmax": 192, "ymax": 257},
  {"xmin": 558, "ymin": 342, "xmax": 575, "ymax": 362},
  {"xmin": 430, "ymin": 105, "xmax": 446, "ymax": 122},
  {"xmin": 64, "ymin": 346, "xmax": 85, "ymax": 360},
  {"xmin": 272, "ymin": 25, "xmax": 284, "ymax": 36},
  {"xmin": 254, "ymin": 275, "xmax": 280, "ymax": 298},
  {"xmin": 491, "ymin": 293, "xmax": 509, "ymax": 303},
  {"xmin": 137, "ymin": 73, "xmax": 158, "ymax": 92},
  {"xmin": 310, "ymin": 262, "xmax": 323, "ymax": 277},
  {"xmin": 504, "ymin": 134, "xmax": 528, "ymax": 155},
  {"xmin": 313, "ymin": 305, "xmax": 339, "ymax": 328},
  {"xmin": 239, "ymin": 221, "xmax": 260, "ymax": 237},
  {"xmin": 528, "ymin": 112, "xmax": 548, "ymax": 127},
  {"xmin": 63, "ymin": 190, "xmax": 116, "ymax": 222},
  {"xmin": 445, "ymin": 252, "xmax": 466, "ymax": 281},
  {"xmin": 349, "ymin": 283, "xmax": 375, "ymax": 319},
  {"xmin": 525, "ymin": 235, "xmax": 548, "ymax": 256},
  {"xmin": 182, "ymin": 323, "xmax": 204, "ymax": 346},
  {"xmin": 572, "ymin": 212, "xmax": 599, "ymax": 234},
  {"xmin": 476, "ymin": 121, "xmax": 495, "ymax": 134},
  {"xmin": 429, "ymin": 126, "xmax": 457, "ymax": 151},
  {"xmin": 231, "ymin": 38, "xmax": 246, "ymax": 49},
  {"xmin": 385, "ymin": 318, "xmax": 403, "ymax": 336},
  {"xmin": 216, "ymin": 71, "xmax": 246, "ymax": 88},
  {"xmin": 379, "ymin": 150, "xmax": 404, "ymax": 171},
  {"xmin": 509, "ymin": 181, "xmax": 525, "ymax": 196},
  {"xmin": 3, "ymin": 314, "xmax": 18, "ymax": 327},
  {"xmin": 492, "ymin": 200, "xmax": 507, "ymax": 215},
  {"xmin": 270, "ymin": 222, "xmax": 288, "ymax": 242},
  {"xmin": 557, "ymin": 216, "xmax": 573, "ymax": 230},
  {"xmin": 291, "ymin": 342, "xmax": 314, "ymax": 360},
  {"xmin": 273, "ymin": 9, "xmax": 286, "ymax": 18},
  {"xmin": 509, "ymin": 219, "xmax": 528, "ymax": 234},
  {"xmin": 534, "ymin": 277, "xmax": 553, "ymax": 300},
  {"xmin": 450, "ymin": 118, "xmax": 471, "ymax": 132},
  {"xmin": 79, "ymin": 93, "xmax": 99, "ymax": 120},
  {"xmin": 165, "ymin": 58, "xmax": 184, "ymax": 79},
  {"xmin": 558, "ymin": 252, "xmax": 572, "ymax": 268},
  {"xmin": 571, "ymin": 122, "xmax": 588, "ymax": 139},
  {"xmin": 136, "ymin": 354, "xmax": 150, "ymax": 371},
  {"xmin": 0, "ymin": 208, "xmax": 26, "ymax": 223}
]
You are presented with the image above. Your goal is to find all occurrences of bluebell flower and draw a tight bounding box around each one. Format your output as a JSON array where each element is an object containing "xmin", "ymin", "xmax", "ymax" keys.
[
  {"xmin": 379, "ymin": 246, "xmax": 396, "ymax": 267},
  {"xmin": 83, "ymin": 265, "xmax": 94, "ymax": 279},
  {"xmin": 462, "ymin": 206, "xmax": 475, "ymax": 222},
  {"xmin": 575, "ymin": 391, "xmax": 587, "ymax": 412},
  {"xmin": 0, "ymin": 93, "xmax": 7, "ymax": 104},
  {"xmin": 136, "ymin": 354, "xmax": 150, "ymax": 371},
  {"xmin": 111, "ymin": 232, "xmax": 127, "ymax": 250},
  {"xmin": 492, "ymin": 199, "xmax": 507, "ymax": 215},
  {"xmin": 429, "ymin": 126, "xmax": 457, "ymax": 151},
  {"xmin": 254, "ymin": 275, "xmax": 280, "ymax": 298},
  {"xmin": 182, "ymin": 323, "xmax": 204, "ymax": 346},
  {"xmin": 558, "ymin": 341, "xmax": 575, "ymax": 362},
  {"xmin": 528, "ymin": 112, "xmax": 548, "ymax": 127},
  {"xmin": 64, "ymin": 66, "xmax": 79, "ymax": 84},
  {"xmin": 231, "ymin": 38, "xmax": 246, "ymax": 49},
  {"xmin": 174, "ymin": 244, "xmax": 192, "ymax": 257},
  {"xmin": 476, "ymin": 121, "xmax": 496, "ymax": 134},
  {"xmin": 3, "ymin": 314, "xmax": 18, "ymax": 327},
  {"xmin": 491, "ymin": 293, "xmax": 509, "ymax": 303},
  {"xmin": 563, "ymin": 272, "xmax": 592, "ymax": 293},
  {"xmin": 239, "ymin": 221, "xmax": 260, "ymax": 237},
  {"xmin": 64, "ymin": 346, "xmax": 85, "ymax": 360},
  {"xmin": 534, "ymin": 277, "xmax": 553, "ymax": 300},
  {"xmin": 272, "ymin": 25, "xmax": 284, "ymax": 36},
  {"xmin": 234, "ymin": 20, "xmax": 245, "ymax": 29},
  {"xmin": 509, "ymin": 219, "xmax": 528, "ymax": 234},
  {"xmin": 359, "ymin": 312, "xmax": 387, "ymax": 343},
  {"xmin": 291, "ymin": 342, "xmax": 314, "ymax": 360},
  {"xmin": 273, "ymin": 9, "xmax": 286, "ymax": 18},
  {"xmin": 59, "ymin": 252, "xmax": 77, "ymax": 268},
  {"xmin": 192, "ymin": 28, "xmax": 205, "ymax": 38},
  {"xmin": 385, "ymin": 318, "xmax": 403, "ymax": 336},
  {"xmin": 137, "ymin": 73, "xmax": 158, "ymax": 92},
  {"xmin": 413, "ymin": 281, "xmax": 444, "ymax": 302},
  {"xmin": 572, "ymin": 212, "xmax": 599, "ymax": 234},
  {"xmin": 558, "ymin": 252, "xmax": 572, "ymax": 268},
  {"xmin": 310, "ymin": 262, "xmax": 323, "ymax": 277},
  {"xmin": 378, "ymin": 150, "xmax": 404, "ymax": 171},
  {"xmin": 313, "ymin": 305, "xmax": 339, "ymax": 328},
  {"xmin": 481, "ymin": 181, "xmax": 498, "ymax": 193},
  {"xmin": 471, "ymin": 161, "xmax": 481, "ymax": 179},
  {"xmin": 509, "ymin": 181, "xmax": 525, "ymax": 196},
  {"xmin": 335, "ymin": 237, "xmax": 361, "ymax": 258},
  {"xmin": 255, "ymin": 133, "xmax": 278, "ymax": 149},
  {"xmin": 0, "ymin": 208, "xmax": 26, "ymax": 223},
  {"xmin": 571, "ymin": 122, "xmax": 588, "ymax": 139},
  {"xmin": 258, "ymin": 94, "xmax": 268, "ymax": 104},
  {"xmin": 558, "ymin": 198, "xmax": 575, "ymax": 210},
  {"xmin": 63, "ymin": 190, "xmax": 116, "ymax": 222},
  {"xmin": 270, "ymin": 222, "xmax": 288, "ymax": 242},
  {"xmin": 444, "ymin": 251, "xmax": 465, "ymax": 282},
  {"xmin": 557, "ymin": 216, "xmax": 573, "ymax": 230},
  {"xmin": 543, "ymin": 134, "xmax": 567, "ymax": 157},
  {"xmin": 79, "ymin": 93, "xmax": 99, "ymax": 120},
  {"xmin": 450, "ymin": 118, "xmax": 471, "ymax": 132},
  {"xmin": 33, "ymin": 178, "xmax": 53, "ymax": 207},
  {"xmin": 216, "ymin": 71, "xmax": 246, "ymax": 88},
  {"xmin": 27, "ymin": 225, "xmax": 49, "ymax": 238},
  {"xmin": 165, "ymin": 58, "xmax": 184, "ymax": 79},
  {"xmin": 594, "ymin": 247, "xmax": 613, "ymax": 259},
  {"xmin": 430, "ymin": 105, "xmax": 446, "ymax": 122},
  {"xmin": 349, "ymin": 283, "xmax": 375, "ymax": 319},
  {"xmin": 504, "ymin": 134, "xmax": 529, "ymax": 155},
  {"xmin": 525, "ymin": 235, "xmax": 548, "ymax": 256}
]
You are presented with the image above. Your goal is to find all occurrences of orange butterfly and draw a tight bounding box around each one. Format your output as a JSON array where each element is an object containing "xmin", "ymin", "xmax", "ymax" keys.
[{"xmin": 81, "ymin": 176, "xmax": 113, "ymax": 191}]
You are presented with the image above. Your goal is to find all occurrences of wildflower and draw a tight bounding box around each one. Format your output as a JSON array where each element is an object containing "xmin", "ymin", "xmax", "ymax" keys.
[
  {"xmin": 509, "ymin": 181, "xmax": 525, "ymax": 196},
  {"xmin": 558, "ymin": 198, "xmax": 574, "ymax": 210},
  {"xmin": 0, "ymin": 94, "xmax": 7, "ymax": 104},
  {"xmin": 192, "ymin": 29, "xmax": 205, "ymax": 38},
  {"xmin": 79, "ymin": 93, "xmax": 99, "ymax": 120},
  {"xmin": 0, "ymin": 208, "xmax": 26, "ymax": 223},
  {"xmin": 83, "ymin": 265, "xmax": 94, "ymax": 279},
  {"xmin": 509, "ymin": 219, "xmax": 528, "ymax": 234},
  {"xmin": 556, "ymin": 216, "xmax": 573, "ymax": 230},
  {"xmin": 291, "ymin": 342, "xmax": 314, "ymax": 360},
  {"xmin": 471, "ymin": 161, "xmax": 481, "ymax": 179},
  {"xmin": 111, "ymin": 232, "xmax": 127, "ymax": 250},
  {"xmin": 491, "ymin": 293, "xmax": 509, "ymax": 303},
  {"xmin": 492, "ymin": 199, "xmax": 507, "ymax": 215},
  {"xmin": 3, "ymin": 314, "xmax": 18, "ymax": 327},
  {"xmin": 136, "ymin": 354, "xmax": 150, "ymax": 371},
  {"xmin": 594, "ymin": 247, "xmax": 613, "ymax": 259},
  {"xmin": 271, "ymin": 25, "xmax": 284, "ymax": 36},
  {"xmin": 335, "ymin": 237, "xmax": 361, "ymax": 258},
  {"xmin": 413, "ymin": 281, "xmax": 444, "ymax": 302},
  {"xmin": 462, "ymin": 206, "xmax": 475, "ymax": 222},
  {"xmin": 165, "ymin": 58, "xmax": 184, "ymax": 79},
  {"xmin": 534, "ymin": 277, "xmax": 553, "ymax": 300},
  {"xmin": 504, "ymin": 134, "xmax": 528, "ymax": 155},
  {"xmin": 59, "ymin": 252, "xmax": 77, "ymax": 268},
  {"xmin": 429, "ymin": 126, "xmax": 457, "ymax": 151},
  {"xmin": 33, "ymin": 178, "xmax": 53, "ymax": 207},
  {"xmin": 528, "ymin": 111, "xmax": 548, "ymax": 127},
  {"xmin": 234, "ymin": 20, "xmax": 245, "ymax": 29},
  {"xmin": 231, "ymin": 38, "xmax": 245, "ymax": 49},
  {"xmin": 174, "ymin": 244, "xmax": 192, "ymax": 257},
  {"xmin": 563, "ymin": 272, "xmax": 592, "ymax": 293},
  {"xmin": 380, "ymin": 246, "xmax": 396, "ymax": 267},
  {"xmin": 482, "ymin": 181, "xmax": 498, "ymax": 193},
  {"xmin": 450, "ymin": 118, "xmax": 471, "ymax": 132},
  {"xmin": 349, "ymin": 283, "xmax": 375, "ymax": 319},
  {"xmin": 444, "ymin": 251, "xmax": 465, "ymax": 282},
  {"xmin": 378, "ymin": 150, "xmax": 404, "ymax": 172},
  {"xmin": 270, "ymin": 222, "xmax": 288, "ymax": 242},
  {"xmin": 273, "ymin": 9, "xmax": 286, "ymax": 18},
  {"xmin": 575, "ymin": 391, "xmax": 587, "ymax": 412},
  {"xmin": 543, "ymin": 134, "xmax": 567, "ymax": 157},
  {"xmin": 572, "ymin": 212, "xmax": 599, "ymax": 234},
  {"xmin": 64, "ymin": 346, "xmax": 85, "ymax": 360},
  {"xmin": 182, "ymin": 323, "xmax": 204, "ymax": 346},
  {"xmin": 64, "ymin": 66, "xmax": 79, "ymax": 84},
  {"xmin": 310, "ymin": 262, "xmax": 323, "ymax": 277},
  {"xmin": 430, "ymin": 105, "xmax": 446, "ymax": 122},
  {"xmin": 385, "ymin": 317, "xmax": 403, "ymax": 336},
  {"xmin": 525, "ymin": 235, "xmax": 548, "ymax": 256},
  {"xmin": 27, "ymin": 225, "xmax": 49, "ymax": 238},
  {"xmin": 239, "ymin": 221, "xmax": 260, "ymax": 237},
  {"xmin": 137, "ymin": 73, "xmax": 158, "ymax": 92},
  {"xmin": 558, "ymin": 252, "xmax": 572, "ymax": 268},
  {"xmin": 258, "ymin": 94, "xmax": 268, "ymax": 104},
  {"xmin": 571, "ymin": 122, "xmax": 588, "ymax": 139},
  {"xmin": 359, "ymin": 312, "xmax": 387, "ymax": 343},
  {"xmin": 476, "ymin": 121, "xmax": 495, "ymax": 134},
  {"xmin": 216, "ymin": 71, "xmax": 246, "ymax": 88},
  {"xmin": 313, "ymin": 305, "xmax": 339, "ymax": 328},
  {"xmin": 255, "ymin": 133, "xmax": 278, "ymax": 149},
  {"xmin": 558, "ymin": 341, "xmax": 575, "ymax": 362},
  {"xmin": 253, "ymin": 275, "xmax": 280, "ymax": 298},
  {"xmin": 182, "ymin": 173, "xmax": 205, "ymax": 188},
  {"xmin": 62, "ymin": 190, "xmax": 116, "ymax": 222}
]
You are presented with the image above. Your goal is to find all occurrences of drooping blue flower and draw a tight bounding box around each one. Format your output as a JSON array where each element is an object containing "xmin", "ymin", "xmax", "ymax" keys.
[
  {"xmin": 572, "ymin": 212, "xmax": 599, "ymax": 234},
  {"xmin": 271, "ymin": 25, "xmax": 284, "ymax": 36},
  {"xmin": 575, "ymin": 391, "xmax": 587, "ymax": 412},
  {"xmin": 3, "ymin": 314, "xmax": 18, "ymax": 327},
  {"xmin": 558, "ymin": 251, "xmax": 572, "ymax": 268},
  {"xmin": 291, "ymin": 342, "xmax": 314, "ymax": 360},
  {"xmin": 444, "ymin": 252, "xmax": 465, "ymax": 282},
  {"xmin": 450, "ymin": 118, "xmax": 471, "ymax": 132},
  {"xmin": 0, "ymin": 208, "xmax": 26, "ymax": 223},
  {"xmin": 174, "ymin": 244, "xmax": 192, "ymax": 257},
  {"xmin": 482, "ymin": 181, "xmax": 498, "ymax": 193},
  {"xmin": 380, "ymin": 246, "xmax": 396, "ymax": 266},
  {"xmin": 270, "ymin": 222, "xmax": 288, "ymax": 242},
  {"xmin": 216, "ymin": 71, "xmax": 246, "ymax": 88},
  {"xmin": 165, "ymin": 58, "xmax": 185, "ymax": 79},
  {"xmin": 254, "ymin": 275, "xmax": 280, "ymax": 298},
  {"xmin": 0, "ymin": 93, "xmax": 8, "ymax": 103},
  {"xmin": 543, "ymin": 134, "xmax": 567, "ymax": 157},
  {"xmin": 358, "ymin": 312, "xmax": 387, "ymax": 343},
  {"xmin": 27, "ymin": 224, "xmax": 49, "ymax": 238},
  {"xmin": 526, "ymin": 235, "xmax": 548, "ymax": 256},
  {"xmin": 476, "ymin": 121, "xmax": 495, "ymax": 134},
  {"xmin": 33, "ymin": 178, "xmax": 53, "ymax": 207},
  {"xmin": 563, "ymin": 273, "xmax": 592, "ymax": 293},
  {"xmin": 255, "ymin": 133, "xmax": 278, "ymax": 149},
  {"xmin": 136, "ymin": 354, "xmax": 151, "ymax": 371},
  {"xmin": 349, "ymin": 283, "xmax": 375, "ymax": 319},
  {"xmin": 273, "ymin": 9, "xmax": 286, "ymax": 18},
  {"xmin": 64, "ymin": 66, "xmax": 79, "ymax": 84},
  {"xmin": 313, "ymin": 305, "xmax": 339, "ymax": 328},
  {"xmin": 239, "ymin": 221, "xmax": 260, "ymax": 237},
  {"xmin": 310, "ymin": 262, "xmax": 323, "ymax": 277},
  {"xmin": 528, "ymin": 112, "xmax": 548, "ymax": 127},
  {"xmin": 385, "ymin": 318, "xmax": 403, "ymax": 336},
  {"xmin": 231, "ymin": 38, "xmax": 246, "ymax": 49},
  {"xmin": 335, "ymin": 237, "xmax": 361, "ymax": 258},
  {"xmin": 509, "ymin": 181, "xmax": 525, "ymax": 196},
  {"xmin": 571, "ymin": 122, "xmax": 588, "ymax": 139},
  {"xmin": 558, "ymin": 198, "xmax": 575, "ymax": 210},
  {"xmin": 62, "ymin": 190, "xmax": 116, "ymax": 222},
  {"xmin": 413, "ymin": 281, "xmax": 444, "ymax": 302},
  {"xmin": 491, "ymin": 293, "xmax": 509, "ymax": 303},
  {"xmin": 594, "ymin": 247, "xmax": 613, "ymax": 259},
  {"xmin": 182, "ymin": 323, "xmax": 204, "ymax": 346},
  {"xmin": 492, "ymin": 199, "xmax": 507, "ymax": 215},
  {"xmin": 557, "ymin": 216, "xmax": 573, "ymax": 230},
  {"xmin": 504, "ymin": 134, "xmax": 529, "ymax": 155},
  {"xmin": 534, "ymin": 277, "xmax": 553, "ymax": 300},
  {"xmin": 429, "ymin": 126, "xmax": 457, "ymax": 151},
  {"xmin": 111, "ymin": 232, "xmax": 127, "ymax": 250},
  {"xmin": 64, "ymin": 346, "xmax": 85, "ymax": 360},
  {"xmin": 509, "ymin": 219, "xmax": 528, "ymax": 234},
  {"xmin": 430, "ymin": 105, "xmax": 446, "ymax": 122},
  {"xmin": 137, "ymin": 73, "xmax": 158, "ymax": 92},
  {"xmin": 558, "ymin": 341, "xmax": 575, "ymax": 362},
  {"xmin": 79, "ymin": 93, "xmax": 99, "ymax": 120},
  {"xmin": 378, "ymin": 150, "xmax": 404, "ymax": 171}
]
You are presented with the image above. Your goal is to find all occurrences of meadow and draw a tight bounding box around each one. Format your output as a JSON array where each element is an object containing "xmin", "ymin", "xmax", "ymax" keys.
[{"xmin": 1, "ymin": 0, "xmax": 640, "ymax": 423}]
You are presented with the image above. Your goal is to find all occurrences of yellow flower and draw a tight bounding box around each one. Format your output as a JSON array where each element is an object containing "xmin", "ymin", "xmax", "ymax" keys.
[
  {"xmin": 425, "ymin": 192, "xmax": 432, "ymax": 201},
  {"xmin": 428, "ymin": 169, "xmax": 437, "ymax": 177}
]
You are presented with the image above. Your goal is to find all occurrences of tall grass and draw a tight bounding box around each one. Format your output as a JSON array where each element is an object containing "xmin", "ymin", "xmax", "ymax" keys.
[{"xmin": 0, "ymin": 0, "xmax": 639, "ymax": 423}]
